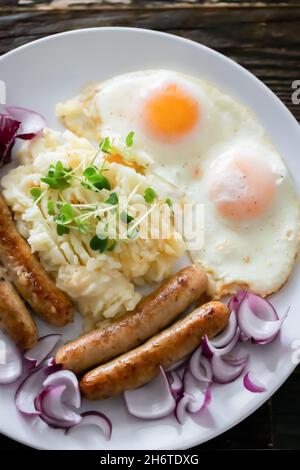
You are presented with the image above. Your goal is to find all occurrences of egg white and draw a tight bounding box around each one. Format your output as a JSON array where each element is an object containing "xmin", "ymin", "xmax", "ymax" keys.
[{"xmin": 187, "ymin": 142, "xmax": 300, "ymax": 297}]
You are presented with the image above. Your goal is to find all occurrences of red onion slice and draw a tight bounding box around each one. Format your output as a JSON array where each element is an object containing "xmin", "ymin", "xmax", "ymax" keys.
[
  {"xmin": 44, "ymin": 357, "xmax": 62, "ymax": 375},
  {"xmin": 247, "ymin": 293, "xmax": 278, "ymax": 321},
  {"xmin": 35, "ymin": 394, "xmax": 79, "ymax": 429},
  {"xmin": 239, "ymin": 330, "xmax": 250, "ymax": 342},
  {"xmin": 65, "ymin": 411, "xmax": 112, "ymax": 440},
  {"xmin": 189, "ymin": 346, "xmax": 212, "ymax": 383},
  {"xmin": 175, "ymin": 393, "xmax": 194, "ymax": 425},
  {"xmin": 210, "ymin": 311, "xmax": 238, "ymax": 348},
  {"xmin": 39, "ymin": 414, "xmax": 76, "ymax": 429},
  {"xmin": 36, "ymin": 385, "xmax": 81, "ymax": 427},
  {"xmin": 183, "ymin": 369, "xmax": 211, "ymax": 413},
  {"xmin": 0, "ymin": 114, "xmax": 20, "ymax": 165},
  {"xmin": 24, "ymin": 334, "xmax": 61, "ymax": 368},
  {"xmin": 0, "ymin": 330, "xmax": 22, "ymax": 384},
  {"xmin": 175, "ymin": 366, "xmax": 211, "ymax": 424},
  {"xmin": 14, "ymin": 355, "xmax": 112, "ymax": 433},
  {"xmin": 124, "ymin": 366, "xmax": 176, "ymax": 420},
  {"xmin": 202, "ymin": 327, "xmax": 240, "ymax": 357},
  {"xmin": 238, "ymin": 293, "xmax": 287, "ymax": 343},
  {"xmin": 228, "ymin": 290, "xmax": 247, "ymax": 313},
  {"xmin": 248, "ymin": 295, "xmax": 282, "ymax": 344},
  {"xmin": 15, "ymin": 366, "xmax": 46, "ymax": 415},
  {"xmin": 212, "ymin": 354, "xmax": 246, "ymax": 384},
  {"xmin": 202, "ymin": 337, "xmax": 213, "ymax": 357},
  {"xmin": 195, "ymin": 356, "xmax": 213, "ymax": 382},
  {"xmin": 34, "ymin": 390, "xmax": 81, "ymax": 429},
  {"xmin": 15, "ymin": 358, "xmax": 64, "ymax": 416},
  {"xmin": 243, "ymin": 372, "xmax": 266, "ymax": 393},
  {"xmin": 168, "ymin": 370, "xmax": 183, "ymax": 401},
  {"xmin": 43, "ymin": 370, "xmax": 81, "ymax": 409},
  {"xmin": 5, "ymin": 106, "xmax": 46, "ymax": 140}
]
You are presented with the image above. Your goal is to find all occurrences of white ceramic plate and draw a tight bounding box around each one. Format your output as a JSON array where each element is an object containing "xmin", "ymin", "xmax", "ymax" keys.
[{"xmin": 0, "ymin": 27, "xmax": 299, "ymax": 450}]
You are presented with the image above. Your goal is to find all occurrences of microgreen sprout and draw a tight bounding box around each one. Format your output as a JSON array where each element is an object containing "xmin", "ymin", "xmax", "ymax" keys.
[
  {"xmin": 144, "ymin": 187, "xmax": 157, "ymax": 204},
  {"xmin": 90, "ymin": 235, "xmax": 108, "ymax": 253},
  {"xmin": 82, "ymin": 166, "xmax": 111, "ymax": 191},
  {"xmin": 47, "ymin": 200, "xmax": 56, "ymax": 215},
  {"xmin": 35, "ymin": 140, "xmax": 173, "ymax": 247},
  {"xmin": 57, "ymin": 225, "xmax": 70, "ymax": 236},
  {"xmin": 165, "ymin": 198, "xmax": 173, "ymax": 208},
  {"xmin": 105, "ymin": 192, "xmax": 118, "ymax": 205},
  {"xmin": 30, "ymin": 188, "xmax": 42, "ymax": 201},
  {"xmin": 30, "ymin": 187, "xmax": 47, "ymax": 204},
  {"xmin": 41, "ymin": 161, "xmax": 72, "ymax": 190},
  {"xmin": 99, "ymin": 137, "xmax": 112, "ymax": 154},
  {"xmin": 125, "ymin": 131, "xmax": 134, "ymax": 148}
]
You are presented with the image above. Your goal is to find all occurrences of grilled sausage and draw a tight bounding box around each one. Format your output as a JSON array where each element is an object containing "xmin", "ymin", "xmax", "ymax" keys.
[
  {"xmin": 56, "ymin": 265, "xmax": 208, "ymax": 373},
  {"xmin": 0, "ymin": 266, "xmax": 37, "ymax": 349},
  {"xmin": 0, "ymin": 194, "xmax": 73, "ymax": 326},
  {"xmin": 80, "ymin": 301, "xmax": 229, "ymax": 400}
]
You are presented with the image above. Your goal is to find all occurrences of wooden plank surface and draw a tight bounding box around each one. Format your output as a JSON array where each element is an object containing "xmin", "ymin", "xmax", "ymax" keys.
[
  {"xmin": 0, "ymin": 1, "xmax": 299, "ymax": 119},
  {"xmin": 0, "ymin": 0, "xmax": 299, "ymax": 450}
]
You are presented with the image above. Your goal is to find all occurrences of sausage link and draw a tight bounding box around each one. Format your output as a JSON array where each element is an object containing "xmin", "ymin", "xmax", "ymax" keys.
[
  {"xmin": 56, "ymin": 265, "xmax": 208, "ymax": 373},
  {"xmin": 0, "ymin": 194, "xmax": 73, "ymax": 326},
  {"xmin": 0, "ymin": 266, "xmax": 37, "ymax": 349},
  {"xmin": 80, "ymin": 301, "xmax": 229, "ymax": 400}
]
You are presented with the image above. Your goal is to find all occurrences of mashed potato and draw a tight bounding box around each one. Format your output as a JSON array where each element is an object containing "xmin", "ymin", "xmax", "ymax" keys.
[{"xmin": 2, "ymin": 129, "xmax": 185, "ymax": 331}]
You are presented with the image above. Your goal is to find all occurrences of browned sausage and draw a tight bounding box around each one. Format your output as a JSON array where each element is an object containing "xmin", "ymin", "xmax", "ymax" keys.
[
  {"xmin": 0, "ymin": 194, "xmax": 73, "ymax": 326},
  {"xmin": 56, "ymin": 265, "xmax": 208, "ymax": 373},
  {"xmin": 0, "ymin": 266, "xmax": 37, "ymax": 349},
  {"xmin": 80, "ymin": 301, "xmax": 229, "ymax": 400}
]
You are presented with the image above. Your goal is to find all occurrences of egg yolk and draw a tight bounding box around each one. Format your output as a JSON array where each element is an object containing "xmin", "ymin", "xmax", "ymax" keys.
[
  {"xmin": 144, "ymin": 83, "xmax": 199, "ymax": 141},
  {"xmin": 209, "ymin": 156, "xmax": 276, "ymax": 220},
  {"xmin": 107, "ymin": 153, "xmax": 145, "ymax": 174}
]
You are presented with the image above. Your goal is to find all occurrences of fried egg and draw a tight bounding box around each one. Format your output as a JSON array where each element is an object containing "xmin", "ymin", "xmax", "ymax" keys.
[
  {"xmin": 95, "ymin": 70, "xmax": 214, "ymax": 160},
  {"xmin": 187, "ymin": 142, "xmax": 300, "ymax": 297},
  {"xmin": 57, "ymin": 70, "xmax": 300, "ymax": 297},
  {"xmin": 57, "ymin": 70, "xmax": 239, "ymax": 182}
]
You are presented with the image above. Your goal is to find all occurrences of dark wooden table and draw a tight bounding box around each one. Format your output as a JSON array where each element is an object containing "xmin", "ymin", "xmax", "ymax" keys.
[{"xmin": 0, "ymin": 0, "xmax": 299, "ymax": 450}]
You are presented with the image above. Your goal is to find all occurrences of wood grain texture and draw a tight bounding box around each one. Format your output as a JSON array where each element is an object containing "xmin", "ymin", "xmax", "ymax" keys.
[
  {"xmin": 0, "ymin": 2, "xmax": 299, "ymax": 119},
  {"xmin": 2, "ymin": 1, "xmax": 300, "ymax": 6}
]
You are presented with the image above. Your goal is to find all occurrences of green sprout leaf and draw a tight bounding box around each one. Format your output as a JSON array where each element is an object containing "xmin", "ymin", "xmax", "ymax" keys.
[
  {"xmin": 125, "ymin": 131, "xmax": 134, "ymax": 148},
  {"xmin": 82, "ymin": 166, "xmax": 111, "ymax": 191},
  {"xmin": 94, "ymin": 174, "xmax": 111, "ymax": 191},
  {"xmin": 54, "ymin": 203, "xmax": 74, "ymax": 226},
  {"xmin": 41, "ymin": 161, "xmax": 72, "ymax": 190},
  {"xmin": 54, "ymin": 161, "xmax": 64, "ymax": 179},
  {"xmin": 89, "ymin": 235, "xmax": 108, "ymax": 253},
  {"xmin": 165, "ymin": 198, "xmax": 173, "ymax": 208},
  {"xmin": 83, "ymin": 167, "xmax": 96, "ymax": 178},
  {"xmin": 99, "ymin": 137, "xmax": 112, "ymax": 154},
  {"xmin": 30, "ymin": 188, "xmax": 42, "ymax": 202},
  {"xmin": 47, "ymin": 200, "xmax": 56, "ymax": 215},
  {"xmin": 60, "ymin": 203, "xmax": 74, "ymax": 221},
  {"xmin": 57, "ymin": 225, "xmax": 70, "ymax": 236},
  {"xmin": 105, "ymin": 192, "xmax": 118, "ymax": 205},
  {"xmin": 144, "ymin": 187, "xmax": 157, "ymax": 204}
]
